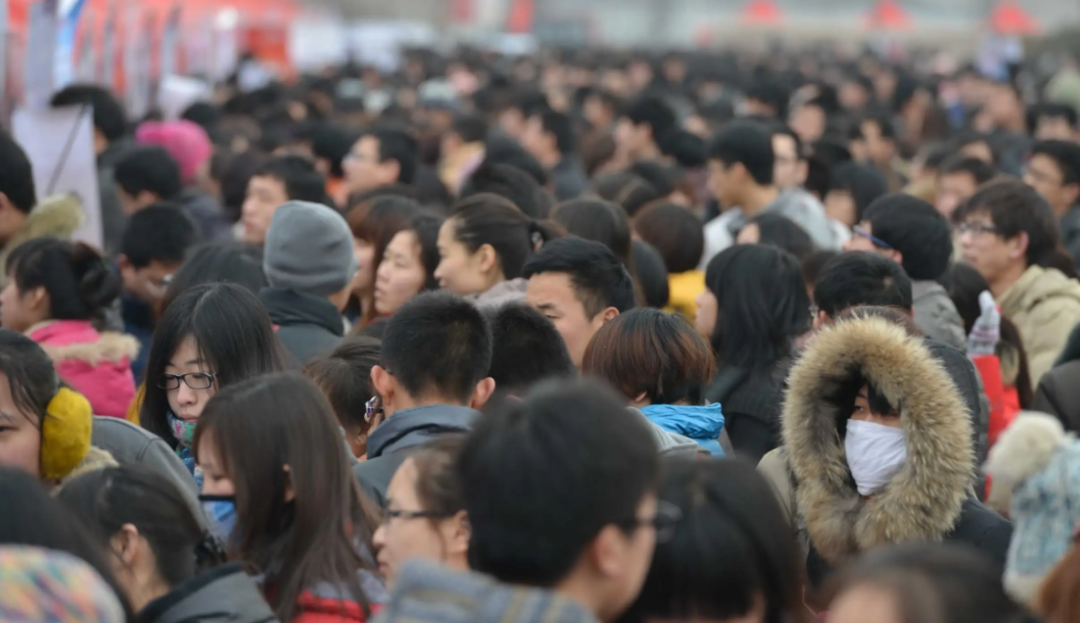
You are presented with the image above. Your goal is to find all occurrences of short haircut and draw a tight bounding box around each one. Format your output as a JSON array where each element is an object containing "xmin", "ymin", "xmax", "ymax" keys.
[
  {"xmin": 551, "ymin": 199, "xmax": 633, "ymax": 266},
  {"xmin": 523, "ymin": 236, "xmax": 636, "ymax": 317},
  {"xmin": 862, "ymin": 194, "xmax": 953, "ymax": 280},
  {"xmin": 120, "ymin": 203, "xmax": 199, "ymax": 269},
  {"xmin": 769, "ymin": 123, "xmax": 804, "ymax": 160},
  {"xmin": 862, "ymin": 111, "xmax": 896, "ymax": 140},
  {"xmin": 707, "ymin": 120, "xmax": 775, "ymax": 186},
  {"xmin": 458, "ymin": 379, "xmax": 659, "ymax": 586},
  {"xmin": 536, "ymin": 110, "xmax": 576, "ymax": 155},
  {"xmin": 310, "ymin": 123, "xmax": 360, "ymax": 179},
  {"xmin": 362, "ymin": 125, "xmax": 418, "ymax": 185},
  {"xmin": 952, "ymin": 132, "xmax": 998, "ymax": 166},
  {"xmin": 745, "ymin": 80, "xmax": 790, "ymax": 118},
  {"xmin": 813, "ymin": 252, "xmax": 913, "ymax": 318},
  {"xmin": 1031, "ymin": 140, "xmax": 1080, "ymax": 186},
  {"xmin": 1027, "ymin": 103, "xmax": 1079, "ymax": 134},
  {"xmin": 633, "ymin": 203, "xmax": 705, "ymax": 274},
  {"xmin": 830, "ymin": 162, "xmax": 889, "ymax": 223},
  {"xmin": 0, "ymin": 131, "xmax": 36, "ymax": 214},
  {"xmin": 452, "ymin": 115, "xmax": 489, "ymax": 144},
  {"xmin": 303, "ymin": 334, "xmax": 380, "ymax": 433},
  {"xmin": 623, "ymin": 95, "xmax": 677, "ymax": 140},
  {"xmin": 627, "ymin": 161, "xmax": 674, "ymax": 198},
  {"xmin": 483, "ymin": 303, "xmax": 575, "ymax": 394},
  {"xmin": 483, "ymin": 137, "xmax": 549, "ymax": 187},
  {"xmin": 633, "ymin": 240, "xmax": 670, "ymax": 308},
  {"xmin": 460, "ymin": 162, "xmax": 544, "ymax": 219},
  {"xmin": 953, "ymin": 178, "xmax": 1062, "ymax": 268},
  {"xmin": 252, "ymin": 155, "xmax": 327, "ymax": 204},
  {"xmin": 51, "ymin": 84, "xmax": 127, "ymax": 143},
  {"xmin": 114, "ymin": 146, "xmax": 183, "ymax": 200},
  {"xmin": 592, "ymin": 172, "xmax": 661, "ymax": 218},
  {"xmin": 381, "ymin": 291, "xmax": 493, "ymax": 403},
  {"xmin": 939, "ymin": 156, "xmax": 998, "ymax": 186}
]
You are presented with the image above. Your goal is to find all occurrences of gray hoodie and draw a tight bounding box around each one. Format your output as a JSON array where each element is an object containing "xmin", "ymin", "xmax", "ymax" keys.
[
  {"xmin": 912, "ymin": 280, "xmax": 967, "ymax": 353},
  {"xmin": 139, "ymin": 563, "xmax": 279, "ymax": 623}
]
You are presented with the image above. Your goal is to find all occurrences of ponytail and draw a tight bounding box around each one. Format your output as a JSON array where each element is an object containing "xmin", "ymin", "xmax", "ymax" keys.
[
  {"xmin": 449, "ymin": 193, "xmax": 564, "ymax": 279},
  {"xmin": 7, "ymin": 239, "xmax": 120, "ymax": 323}
]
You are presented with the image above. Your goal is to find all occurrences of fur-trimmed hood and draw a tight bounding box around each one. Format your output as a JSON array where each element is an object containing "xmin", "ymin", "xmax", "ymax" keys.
[
  {"xmin": 0, "ymin": 195, "xmax": 83, "ymax": 284},
  {"xmin": 782, "ymin": 316, "xmax": 975, "ymax": 564}
]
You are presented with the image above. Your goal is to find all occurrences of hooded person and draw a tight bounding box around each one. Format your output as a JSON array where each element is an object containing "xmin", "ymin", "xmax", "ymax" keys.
[
  {"xmin": 261, "ymin": 201, "xmax": 358, "ymax": 365},
  {"xmin": 757, "ymin": 315, "xmax": 1012, "ymax": 589}
]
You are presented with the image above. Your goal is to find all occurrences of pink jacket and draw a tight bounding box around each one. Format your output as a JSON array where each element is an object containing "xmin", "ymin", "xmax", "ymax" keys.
[{"xmin": 28, "ymin": 321, "xmax": 139, "ymax": 419}]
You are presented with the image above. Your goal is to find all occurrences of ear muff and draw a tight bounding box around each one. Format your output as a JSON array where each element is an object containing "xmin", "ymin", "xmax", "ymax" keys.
[{"xmin": 40, "ymin": 387, "xmax": 93, "ymax": 481}]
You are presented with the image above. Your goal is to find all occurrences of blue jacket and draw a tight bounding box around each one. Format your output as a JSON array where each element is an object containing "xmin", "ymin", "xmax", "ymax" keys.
[{"xmin": 641, "ymin": 404, "xmax": 725, "ymax": 456}]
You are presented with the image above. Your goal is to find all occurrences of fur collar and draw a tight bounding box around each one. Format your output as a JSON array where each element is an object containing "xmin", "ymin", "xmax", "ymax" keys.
[
  {"xmin": 38, "ymin": 331, "xmax": 140, "ymax": 366},
  {"xmin": 782, "ymin": 317, "xmax": 974, "ymax": 564}
]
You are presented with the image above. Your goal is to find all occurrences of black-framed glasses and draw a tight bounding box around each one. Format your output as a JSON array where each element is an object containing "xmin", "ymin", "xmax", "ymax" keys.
[
  {"xmin": 852, "ymin": 226, "xmax": 893, "ymax": 250},
  {"xmin": 621, "ymin": 500, "xmax": 682, "ymax": 543},
  {"xmin": 158, "ymin": 372, "xmax": 216, "ymax": 391},
  {"xmin": 381, "ymin": 508, "xmax": 452, "ymax": 527},
  {"xmin": 956, "ymin": 222, "xmax": 1004, "ymax": 237}
]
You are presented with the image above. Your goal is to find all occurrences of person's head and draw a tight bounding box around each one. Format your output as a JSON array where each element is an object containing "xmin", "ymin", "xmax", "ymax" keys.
[
  {"xmin": 374, "ymin": 211, "xmax": 444, "ymax": 317},
  {"xmin": 698, "ymin": 244, "xmax": 810, "ymax": 371},
  {"xmin": 632, "ymin": 240, "xmax": 670, "ymax": 309},
  {"xmin": 1, "ymin": 239, "xmax": 120, "ymax": 332},
  {"xmin": 813, "ymin": 251, "xmax": 912, "ymax": 329},
  {"xmin": 436, "ymin": 194, "xmax": 558, "ymax": 297},
  {"xmin": 936, "ymin": 156, "xmax": 998, "ymax": 218},
  {"xmin": 344, "ymin": 125, "xmax": 418, "ymax": 193},
  {"xmin": 1028, "ymin": 103, "xmax": 1079, "ymax": 141},
  {"xmin": 119, "ymin": 204, "xmax": 199, "ymax": 308},
  {"xmin": 458, "ymin": 380, "xmax": 662, "ymax": 622},
  {"xmin": 303, "ymin": 335, "xmax": 380, "ymax": 459},
  {"xmin": 57, "ymin": 467, "xmax": 216, "ymax": 612},
  {"xmin": 242, "ymin": 155, "xmax": 327, "ymax": 245},
  {"xmin": 441, "ymin": 114, "xmax": 488, "ymax": 157},
  {"xmin": 140, "ymin": 283, "xmax": 286, "ymax": 449},
  {"xmin": 708, "ymin": 120, "xmax": 775, "ymax": 208},
  {"xmin": 51, "ymin": 84, "xmax": 126, "ymax": 155},
  {"xmin": 860, "ymin": 113, "xmax": 897, "ymax": 167},
  {"xmin": 114, "ymin": 146, "xmax": 184, "ymax": 215},
  {"xmin": 347, "ymin": 194, "xmax": 425, "ymax": 315},
  {"xmin": 263, "ymin": 201, "xmax": 357, "ymax": 311},
  {"xmin": 848, "ymin": 194, "xmax": 953, "ymax": 281},
  {"xmin": 135, "ymin": 120, "xmax": 214, "ymax": 187},
  {"xmin": 771, "ymin": 124, "xmax": 808, "ymax": 190},
  {"xmin": 745, "ymin": 79, "xmax": 790, "ymax": 120},
  {"xmin": 552, "ymin": 198, "xmax": 633, "ymax": 267},
  {"xmin": 824, "ymin": 162, "xmax": 889, "ymax": 228},
  {"xmin": 373, "ymin": 436, "xmax": 470, "ymax": 588},
  {"xmin": 583, "ymin": 308, "xmax": 715, "ymax": 408},
  {"xmin": 1025, "ymin": 140, "xmax": 1080, "ymax": 218},
  {"xmin": 953, "ymin": 132, "xmax": 998, "ymax": 166},
  {"xmin": 192, "ymin": 372, "xmax": 377, "ymax": 622},
  {"xmin": 523, "ymin": 237, "xmax": 635, "ymax": 369},
  {"xmin": 0, "ymin": 132, "xmax": 37, "ymax": 246},
  {"xmin": 374, "ymin": 291, "xmax": 494, "ymax": 414},
  {"xmin": 160, "ymin": 243, "xmax": 267, "ymax": 310},
  {"xmin": 616, "ymin": 95, "xmax": 677, "ymax": 160},
  {"xmin": 309, "ymin": 123, "xmax": 360, "ymax": 181},
  {"xmin": 632, "ymin": 203, "xmax": 704, "ymax": 274},
  {"xmin": 459, "ymin": 162, "xmax": 546, "ymax": 220},
  {"xmin": 592, "ymin": 172, "xmax": 661, "ymax": 218},
  {"xmin": 483, "ymin": 303, "xmax": 576, "ymax": 395},
  {"xmin": 736, "ymin": 212, "xmax": 814, "ymax": 260},
  {"xmin": 626, "ymin": 458, "xmax": 808, "ymax": 623},
  {"xmin": 953, "ymin": 178, "xmax": 1062, "ymax": 289},
  {"xmin": 523, "ymin": 110, "xmax": 576, "ymax": 166}
]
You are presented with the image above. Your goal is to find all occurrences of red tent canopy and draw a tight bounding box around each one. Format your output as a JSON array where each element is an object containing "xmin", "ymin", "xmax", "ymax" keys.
[
  {"xmin": 865, "ymin": 0, "xmax": 911, "ymax": 30},
  {"xmin": 742, "ymin": 0, "xmax": 783, "ymax": 25},
  {"xmin": 990, "ymin": 1, "xmax": 1039, "ymax": 35}
]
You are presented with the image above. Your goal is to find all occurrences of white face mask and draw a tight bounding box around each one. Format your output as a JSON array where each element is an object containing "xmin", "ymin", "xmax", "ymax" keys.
[{"xmin": 845, "ymin": 419, "xmax": 907, "ymax": 496}]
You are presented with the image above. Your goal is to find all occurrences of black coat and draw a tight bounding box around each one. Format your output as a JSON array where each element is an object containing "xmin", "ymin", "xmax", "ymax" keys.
[{"xmin": 260, "ymin": 287, "xmax": 344, "ymax": 366}]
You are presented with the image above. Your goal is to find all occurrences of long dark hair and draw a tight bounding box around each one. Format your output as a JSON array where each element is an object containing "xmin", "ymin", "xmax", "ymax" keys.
[
  {"xmin": 140, "ymin": 283, "xmax": 287, "ymax": 447},
  {"xmin": 401, "ymin": 211, "xmax": 444, "ymax": 292},
  {"xmin": 552, "ymin": 198, "xmax": 633, "ymax": 268},
  {"xmin": 161, "ymin": 243, "xmax": 268, "ymax": 311},
  {"xmin": 193, "ymin": 373, "xmax": 379, "ymax": 622},
  {"xmin": 448, "ymin": 193, "xmax": 562, "ymax": 280},
  {"xmin": 0, "ymin": 329, "xmax": 60, "ymax": 430},
  {"xmin": 7, "ymin": 238, "xmax": 120, "ymax": 324},
  {"xmin": 704, "ymin": 245, "xmax": 810, "ymax": 372}
]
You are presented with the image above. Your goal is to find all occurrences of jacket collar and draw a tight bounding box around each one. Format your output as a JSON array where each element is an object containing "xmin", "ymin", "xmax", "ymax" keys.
[
  {"xmin": 998, "ymin": 265, "xmax": 1080, "ymax": 317},
  {"xmin": 782, "ymin": 317, "xmax": 974, "ymax": 564},
  {"xmin": 367, "ymin": 404, "xmax": 478, "ymax": 459},
  {"xmin": 260, "ymin": 288, "xmax": 344, "ymax": 336}
]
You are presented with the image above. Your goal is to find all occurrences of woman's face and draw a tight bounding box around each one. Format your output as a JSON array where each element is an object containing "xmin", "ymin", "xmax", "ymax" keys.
[
  {"xmin": 166, "ymin": 336, "xmax": 217, "ymax": 423},
  {"xmin": 196, "ymin": 432, "xmax": 236, "ymax": 496},
  {"xmin": 435, "ymin": 219, "xmax": 490, "ymax": 297},
  {"xmin": 0, "ymin": 280, "xmax": 44, "ymax": 333},
  {"xmin": 851, "ymin": 384, "xmax": 902, "ymax": 428},
  {"xmin": 694, "ymin": 289, "xmax": 719, "ymax": 340},
  {"xmin": 375, "ymin": 231, "xmax": 428, "ymax": 317},
  {"xmin": 352, "ymin": 237, "xmax": 377, "ymax": 297},
  {"xmin": 0, "ymin": 372, "xmax": 41, "ymax": 477}
]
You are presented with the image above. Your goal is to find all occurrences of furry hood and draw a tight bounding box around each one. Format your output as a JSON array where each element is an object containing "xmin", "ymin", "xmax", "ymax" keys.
[
  {"xmin": 782, "ymin": 316, "xmax": 975, "ymax": 564},
  {"xmin": 0, "ymin": 195, "xmax": 83, "ymax": 282}
]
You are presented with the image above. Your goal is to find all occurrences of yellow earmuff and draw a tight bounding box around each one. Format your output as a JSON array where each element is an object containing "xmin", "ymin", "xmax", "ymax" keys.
[{"xmin": 40, "ymin": 387, "xmax": 93, "ymax": 481}]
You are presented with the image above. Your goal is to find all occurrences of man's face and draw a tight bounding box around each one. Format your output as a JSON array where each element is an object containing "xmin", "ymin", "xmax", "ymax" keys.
[
  {"xmin": 343, "ymin": 136, "xmax": 397, "ymax": 194},
  {"xmin": 1035, "ymin": 116, "xmax": 1077, "ymax": 142},
  {"xmin": 615, "ymin": 118, "xmax": 648, "ymax": 160},
  {"xmin": 957, "ymin": 212, "xmax": 1020, "ymax": 286},
  {"xmin": 789, "ymin": 104, "xmax": 825, "ymax": 143},
  {"xmin": 1024, "ymin": 153, "xmax": 1078, "ymax": 216},
  {"xmin": 861, "ymin": 120, "xmax": 892, "ymax": 166},
  {"xmin": 935, "ymin": 172, "xmax": 979, "ymax": 219},
  {"xmin": 241, "ymin": 174, "xmax": 288, "ymax": 245},
  {"xmin": 707, "ymin": 159, "xmax": 742, "ymax": 209},
  {"xmin": 527, "ymin": 272, "xmax": 606, "ymax": 369},
  {"xmin": 120, "ymin": 258, "xmax": 179, "ymax": 307},
  {"xmin": 772, "ymin": 134, "xmax": 804, "ymax": 190},
  {"xmin": 522, "ymin": 116, "xmax": 554, "ymax": 163}
]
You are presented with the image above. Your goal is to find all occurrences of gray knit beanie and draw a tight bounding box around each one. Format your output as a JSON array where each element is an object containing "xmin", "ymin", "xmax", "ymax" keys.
[{"xmin": 263, "ymin": 201, "xmax": 358, "ymax": 297}]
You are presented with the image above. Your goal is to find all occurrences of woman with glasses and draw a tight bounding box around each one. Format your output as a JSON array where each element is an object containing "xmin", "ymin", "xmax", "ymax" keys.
[
  {"xmin": 193, "ymin": 372, "xmax": 385, "ymax": 622},
  {"xmin": 140, "ymin": 283, "xmax": 286, "ymax": 487},
  {"xmin": 371, "ymin": 436, "xmax": 469, "ymax": 588}
]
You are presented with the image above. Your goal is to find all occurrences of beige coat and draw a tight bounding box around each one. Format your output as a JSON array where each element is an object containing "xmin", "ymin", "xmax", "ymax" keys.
[{"xmin": 998, "ymin": 265, "xmax": 1080, "ymax": 384}]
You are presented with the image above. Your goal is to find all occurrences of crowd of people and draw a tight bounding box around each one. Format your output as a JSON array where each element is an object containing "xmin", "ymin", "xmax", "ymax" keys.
[{"xmin": 6, "ymin": 41, "xmax": 1080, "ymax": 623}]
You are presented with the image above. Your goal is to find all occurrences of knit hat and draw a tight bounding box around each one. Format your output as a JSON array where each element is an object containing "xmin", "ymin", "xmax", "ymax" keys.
[
  {"xmin": 263, "ymin": 201, "xmax": 358, "ymax": 297},
  {"xmin": 0, "ymin": 546, "xmax": 126, "ymax": 623},
  {"xmin": 135, "ymin": 120, "xmax": 213, "ymax": 185},
  {"xmin": 984, "ymin": 412, "xmax": 1080, "ymax": 605}
]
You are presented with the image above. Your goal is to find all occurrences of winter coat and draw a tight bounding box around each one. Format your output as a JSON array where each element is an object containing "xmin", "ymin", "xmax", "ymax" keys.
[
  {"xmin": 1034, "ymin": 322, "xmax": 1080, "ymax": 433},
  {"xmin": 465, "ymin": 278, "xmax": 528, "ymax": 310},
  {"xmin": 140, "ymin": 563, "xmax": 279, "ymax": 623},
  {"xmin": 28, "ymin": 320, "xmax": 138, "ymax": 419},
  {"xmin": 551, "ymin": 157, "xmax": 589, "ymax": 201},
  {"xmin": 176, "ymin": 188, "xmax": 233, "ymax": 242},
  {"xmin": 372, "ymin": 560, "xmax": 598, "ymax": 623},
  {"xmin": 629, "ymin": 408, "xmax": 702, "ymax": 458},
  {"xmin": 912, "ymin": 280, "xmax": 967, "ymax": 352},
  {"xmin": 998, "ymin": 265, "xmax": 1080, "ymax": 384},
  {"xmin": 290, "ymin": 579, "xmax": 387, "ymax": 623},
  {"xmin": 353, "ymin": 405, "xmax": 479, "ymax": 508},
  {"xmin": 705, "ymin": 363, "xmax": 788, "ymax": 464},
  {"xmin": 640, "ymin": 403, "xmax": 724, "ymax": 456},
  {"xmin": 261, "ymin": 288, "xmax": 345, "ymax": 366},
  {"xmin": 121, "ymin": 294, "xmax": 154, "ymax": 383},
  {"xmin": 57, "ymin": 445, "xmax": 119, "ymax": 487},
  {"xmin": 1062, "ymin": 205, "xmax": 1080, "ymax": 266},
  {"xmin": 757, "ymin": 317, "xmax": 1012, "ymax": 586},
  {"xmin": 0, "ymin": 195, "xmax": 83, "ymax": 286}
]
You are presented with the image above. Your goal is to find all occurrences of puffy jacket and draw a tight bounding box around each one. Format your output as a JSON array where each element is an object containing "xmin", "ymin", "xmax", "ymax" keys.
[
  {"xmin": 141, "ymin": 563, "xmax": 279, "ymax": 623},
  {"xmin": 640, "ymin": 404, "xmax": 724, "ymax": 456},
  {"xmin": 912, "ymin": 280, "xmax": 967, "ymax": 352},
  {"xmin": 998, "ymin": 265, "xmax": 1080, "ymax": 384},
  {"xmin": 261, "ymin": 288, "xmax": 345, "ymax": 366}
]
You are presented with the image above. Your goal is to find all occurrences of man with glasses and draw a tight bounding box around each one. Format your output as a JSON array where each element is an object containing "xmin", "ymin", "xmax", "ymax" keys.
[
  {"xmin": 954, "ymin": 178, "xmax": 1080, "ymax": 382},
  {"xmin": 1024, "ymin": 140, "xmax": 1080, "ymax": 264},
  {"xmin": 846, "ymin": 194, "xmax": 966, "ymax": 351}
]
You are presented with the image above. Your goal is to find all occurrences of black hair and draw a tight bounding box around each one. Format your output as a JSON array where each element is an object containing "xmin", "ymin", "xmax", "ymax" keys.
[
  {"xmin": 665, "ymin": 130, "xmax": 708, "ymax": 169},
  {"xmin": 1027, "ymin": 103, "xmax": 1079, "ymax": 134},
  {"xmin": 161, "ymin": 243, "xmax": 267, "ymax": 309},
  {"xmin": 141, "ymin": 283, "xmax": 287, "ymax": 447},
  {"xmin": 552, "ymin": 198, "xmax": 633, "ymax": 268},
  {"xmin": 804, "ymin": 155, "xmax": 832, "ymax": 200},
  {"xmin": 7, "ymin": 239, "xmax": 120, "ymax": 322},
  {"xmin": 303, "ymin": 334, "xmax": 380, "ymax": 434},
  {"xmin": 627, "ymin": 161, "xmax": 675, "ymax": 198},
  {"xmin": 460, "ymin": 162, "xmax": 545, "ymax": 220},
  {"xmin": 483, "ymin": 303, "xmax": 575, "ymax": 395},
  {"xmin": 114, "ymin": 146, "xmax": 183, "ymax": 201},
  {"xmin": 449, "ymin": 193, "xmax": 561, "ymax": 280},
  {"xmin": 0, "ymin": 131, "xmax": 37, "ymax": 214},
  {"xmin": 482, "ymin": 136, "xmax": 549, "ymax": 187},
  {"xmin": 381, "ymin": 291, "xmax": 493, "ymax": 404},
  {"xmin": 593, "ymin": 172, "xmax": 661, "ymax": 218},
  {"xmin": 829, "ymin": 162, "xmax": 889, "ymax": 223},
  {"xmin": 252, "ymin": 155, "xmax": 328, "ymax": 205},
  {"xmin": 524, "ymin": 236, "xmax": 637, "ymax": 317},
  {"xmin": 862, "ymin": 194, "xmax": 953, "ymax": 280},
  {"xmin": 537, "ymin": 110, "xmax": 576, "ymax": 155},
  {"xmin": 310, "ymin": 123, "xmax": 361, "ymax": 179},
  {"xmin": 939, "ymin": 155, "xmax": 998, "ymax": 185},
  {"xmin": 623, "ymin": 95, "xmax": 677, "ymax": 144},
  {"xmin": 745, "ymin": 79, "xmax": 790, "ymax": 119},
  {"xmin": 705, "ymin": 245, "xmax": 810, "ymax": 371},
  {"xmin": 220, "ymin": 151, "xmax": 267, "ymax": 220},
  {"xmin": 953, "ymin": 178, "xmax": 1062, "ymax": 268},
  {"xmin": 180, "ymin": 102, "xmax": 221, "ymax": 137},
  {"xmin": 708, "ymin": 120, "xmax": 775, "ymax": 186},
  {"xmin": 952, "ymin": 132, "xmax": 999, "ymax": 166},
  {"xmin": 458, "ymin": 379, "xmax": 659, "ymax": 587},
  {"xmin": 632, "ymin": 240, "xmax": 670, "ymax": 308},
  {"xmin": 404, "ymin": 211, "xmax": 445, "ymax": 292},
  {"xmin": 51, "ymin": 84, "xmax": 127, "ymax": 143},
  {"xmin": 121, "ymin": 203, "xmax": 200, "ymax": 269},
  {"xmin": 810, "ymin": 138, "xmax": 853, "ymax": 167},
  {"xmin": 58, "ymin": 467, "xmax": 218, "ymax": 589},
  {"xmin": 746, "ymin": 213, "xmax": 814, "ymax": 261},
  {"xmin": 1031, "ymin": 140, "xmax": 1080, "ymax": 186},
  {"xmin": 633, "ymin": 203, "xmax": 705, "ymax": 274},
  {"xmin": 451, "ymin": 114, "xmax": 489, "ymax": 144},
  {"xmin": 362, "ymin": 125, "xmax": 419, "ymax": 185},
  {"xmin": 862, "ymin": 111, "xmax": 897, "ymax": 140},
  {"xmin": 813, "ymin": 252, "xmax": 913, "ymax": 318},
  {"xmin": 0, "ymin": 329, "xmax": 59, "ymax": 432},
  {"xmin": 770, "ymin": 123, "xmax": 804, "ymax": 160}
]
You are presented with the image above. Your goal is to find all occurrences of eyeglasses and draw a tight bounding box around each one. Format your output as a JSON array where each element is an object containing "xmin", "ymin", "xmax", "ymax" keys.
[
  {"xmin": 621, "ymin": 500, "xmax": 683, "ymax": 543},
  {"xmin": 852, "ymin": 226, "xmax": 894, "ymax": 250},
  {"xmin": 158, "ymin": 372, "xmax": 216, "ymax": 391},
  {"xmin": 380, "ymin": 508, "xmax": 452, "ymax": 527},
  {"xmin": 956, "ymin": 222, "xmax": 1004, "ymax": 237}
]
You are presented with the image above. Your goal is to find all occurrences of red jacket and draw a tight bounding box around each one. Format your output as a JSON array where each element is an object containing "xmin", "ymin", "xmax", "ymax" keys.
[
  {"xmin": 292, "ymin": 592, "xmax": 382, "ymax": 623},
  {"xmin": 972, "ymin": 354, "xmax": 1021, "ymax": 448}
]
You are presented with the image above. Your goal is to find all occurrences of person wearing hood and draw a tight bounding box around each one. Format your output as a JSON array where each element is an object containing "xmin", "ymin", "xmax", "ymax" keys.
[
  {"xmin": 757, "ymin": 314, "xmax": 1012, "ymax": 590},
  {"xmin": 261, "ymin": 201, "xmax": 357, "ymax": 365},
  {"xmin": 58, "ymin": 466, "xmax": 279, "ymax": 623},
  {"xmin": 583, "ymin": 308, "xmax": 724, "ymax": 456},
  {"xmin": 353, "ymin": 292, "xmax": 495, "ymax": 507}
]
